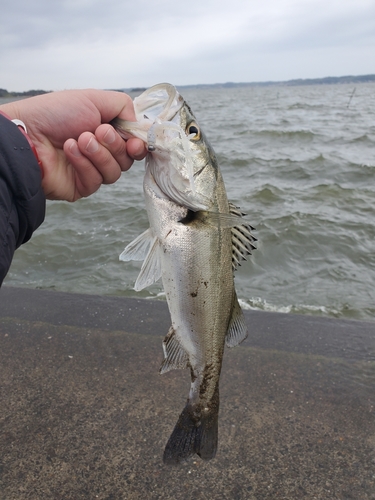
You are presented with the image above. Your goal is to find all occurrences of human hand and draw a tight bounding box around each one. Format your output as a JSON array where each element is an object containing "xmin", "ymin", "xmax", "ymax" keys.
[{"xmin": 0, "ymin": 89, "xmax": 147, "ymax": 201}]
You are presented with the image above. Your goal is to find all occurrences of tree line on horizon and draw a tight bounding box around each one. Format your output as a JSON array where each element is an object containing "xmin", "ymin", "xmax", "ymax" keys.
[
  {"xmin": 1, "ymin": 74, "xmax": 375, "ymax": 97},
  {"xmin": 178, "ymin": 74, "xmax": 375, "ymax": 90},
  {"xmin": 0, "ymin": 89, "xmax": 51, "ymax": 98}
]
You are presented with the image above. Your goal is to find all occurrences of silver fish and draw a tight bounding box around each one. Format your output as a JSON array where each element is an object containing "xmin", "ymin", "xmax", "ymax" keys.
[{"xmin": 113, "ymin": 83, "xmax": 256, "ymax": 464}]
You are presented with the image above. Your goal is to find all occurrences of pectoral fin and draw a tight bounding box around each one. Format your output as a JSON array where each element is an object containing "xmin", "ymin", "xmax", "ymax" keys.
[
  {"xmin": 160, "ymin": 327, "xmax": 189, "ymax": 374},
  {"xmin": 119, "ymin": 228, "xmax": 154, "ymax": 262},
  {"xmin": 119, "ymin": 228, "xmax": 162, "ymax": 291},
  {"xmin": 226, "ymin": 292, "xmax": 248, "ymax": 347},
  {"xmin": 134, "ymin": 236, "xmax": 162, "ymax": 291}
]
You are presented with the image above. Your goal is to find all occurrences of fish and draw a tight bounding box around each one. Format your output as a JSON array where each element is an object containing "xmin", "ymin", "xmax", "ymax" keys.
[{"xmin": 112, "ymin": 83, "xmax": 256, "ymax": 464}]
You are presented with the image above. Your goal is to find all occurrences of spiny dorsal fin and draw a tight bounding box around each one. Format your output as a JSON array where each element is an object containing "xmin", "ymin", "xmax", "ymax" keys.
[
  {"xmin": 226, "ymin": 291, "xmax": 248, "ymax": 347},
  {"xmin": 160, "ymin": 327, "xmax": 189, "ymax": 374},
  {"xmin": 229, "ymin": 202, "xmax": 257, "ymax": 271}
]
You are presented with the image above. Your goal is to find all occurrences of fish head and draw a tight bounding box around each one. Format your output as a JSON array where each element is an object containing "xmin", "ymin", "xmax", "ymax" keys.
[{"xmin": 112, "ymin": 83, "xmax": 219, "ymax": 212}]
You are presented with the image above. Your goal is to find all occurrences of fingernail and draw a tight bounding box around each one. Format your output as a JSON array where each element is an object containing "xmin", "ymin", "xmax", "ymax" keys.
[
  {"xmin": 69, "ymin": 141, "xmax": 82, "ymax": 158},
  {"xmin": 103, "ymin": 127, "xmax": 116, "ymax": 145},
  {"xmin": 86, "ymin": 137, "xmax": 99, "ymax": 153}
]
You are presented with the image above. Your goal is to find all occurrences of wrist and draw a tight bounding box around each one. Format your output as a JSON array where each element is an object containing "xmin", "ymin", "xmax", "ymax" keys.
[{"xmin": 0, "ymin": 110, "xmax": 43, "ymax": 176}]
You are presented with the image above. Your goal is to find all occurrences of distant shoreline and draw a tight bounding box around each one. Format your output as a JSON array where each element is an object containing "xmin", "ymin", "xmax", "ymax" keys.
[
  {"xmin": 175, "ymin": 74, "xmax": 375, "ymax": 90},
  {"xmin": 1, "ymin": 74, "xmax": 374, "ymax": 96},
  {"xmin": 0, "ymin": 88, "xmax": 51, "ymax": 98}
]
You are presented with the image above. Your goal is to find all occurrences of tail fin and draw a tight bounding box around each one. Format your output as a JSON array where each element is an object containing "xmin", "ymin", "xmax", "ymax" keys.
[{"xmin": 163, "ymin": 400, "xmax": 219, "ymax": 465}]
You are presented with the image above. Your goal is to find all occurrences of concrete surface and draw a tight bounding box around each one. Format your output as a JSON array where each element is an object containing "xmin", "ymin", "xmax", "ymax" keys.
[{"xmin": 0, "ymin": 286, "xmax": 374, "ymax": 499}]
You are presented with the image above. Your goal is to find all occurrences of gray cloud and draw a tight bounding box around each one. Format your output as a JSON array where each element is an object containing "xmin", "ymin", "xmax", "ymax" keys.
[{"xmin": 1, "ymin": 0, "xmax": 374, "ymax": 91}]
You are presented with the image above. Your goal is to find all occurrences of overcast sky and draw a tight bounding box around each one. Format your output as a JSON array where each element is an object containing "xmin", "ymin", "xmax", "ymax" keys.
[{"xmin": 1, "ymin": 0, "xmax": 374, "ymax": 92}]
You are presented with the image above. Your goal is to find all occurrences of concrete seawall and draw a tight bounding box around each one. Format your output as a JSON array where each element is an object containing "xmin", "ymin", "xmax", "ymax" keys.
[{"xmin": 0, "ymin": 286, "xmax": 374, "ymax": 499}]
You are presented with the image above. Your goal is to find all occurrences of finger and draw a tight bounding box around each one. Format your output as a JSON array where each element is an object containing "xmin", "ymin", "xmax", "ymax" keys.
[
  {"xmin": 95, "ymin": 124, "xmax": 136, "ymax": 172},
  {"xmin": 77, "ymin": 131, "xmax": 124, "ymax": 184},
  {"xmin": 64, "ymin": 138, "xmax": 104, "ymax": 199},
  {"xmin": 127, "ymin": 137, "xmax": 148, "ymax": 161}
]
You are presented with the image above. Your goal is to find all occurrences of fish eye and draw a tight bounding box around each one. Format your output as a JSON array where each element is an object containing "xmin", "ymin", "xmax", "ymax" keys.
[{"xmin": 186, "ymin": 122, "xmax": 201, "ymax": 141}]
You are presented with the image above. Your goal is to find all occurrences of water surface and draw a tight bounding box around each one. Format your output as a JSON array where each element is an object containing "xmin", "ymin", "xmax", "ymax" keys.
[{"xmin": 3, "ymin": 84, "xmax": 375, "ymax": 321}]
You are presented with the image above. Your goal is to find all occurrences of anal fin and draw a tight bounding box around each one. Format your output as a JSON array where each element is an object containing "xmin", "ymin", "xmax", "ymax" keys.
[{"xmin": 159, "ymin": 327, "xmax": 189, "ymax": 374}]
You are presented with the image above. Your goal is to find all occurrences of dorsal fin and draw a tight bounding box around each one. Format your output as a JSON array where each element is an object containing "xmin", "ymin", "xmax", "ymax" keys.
[{"xmin": 229, "ymin": 202, "xmax": 257, "ymax": 271}]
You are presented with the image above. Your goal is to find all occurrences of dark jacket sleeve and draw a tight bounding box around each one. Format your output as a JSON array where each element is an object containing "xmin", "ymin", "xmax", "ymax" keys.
[{"xmin": 0, "ymin": 114, "xmax": 46, "ymax": 285}]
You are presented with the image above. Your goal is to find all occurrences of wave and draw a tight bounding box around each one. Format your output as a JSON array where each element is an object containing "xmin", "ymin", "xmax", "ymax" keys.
[
  {"xmin": 350, "ymin": 134, "xmax": 375, "ymax": 145},
  {"xmin": 287, "ymin": 102, "xmax": 326, "ymax": 110},
  {"xmin": 241, "ymin": 128, "xmax": 317, "ymax": 140},
  {"xmin": 238, "ymin": 297, "xmax": 374, "ymax": 321},
  {"xmin": 249, "ymin": 184, "xmax": 287, "ymax": 205}
]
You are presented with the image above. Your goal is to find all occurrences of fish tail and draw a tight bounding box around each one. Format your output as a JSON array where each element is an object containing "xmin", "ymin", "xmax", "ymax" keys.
[{"xmin": 163, "ymin": 389, "xmax": 219, "ymax": 465}]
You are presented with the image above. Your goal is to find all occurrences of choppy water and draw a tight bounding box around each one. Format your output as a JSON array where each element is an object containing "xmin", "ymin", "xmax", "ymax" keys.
[{"xmin": 3, "ymin": 84, "xmax": 375, "ymax": 321}]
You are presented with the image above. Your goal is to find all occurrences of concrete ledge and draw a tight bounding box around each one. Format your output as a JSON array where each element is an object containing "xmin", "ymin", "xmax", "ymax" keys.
[
  {"xmin": 0, "ymin": 287, "xmax": 374, "ymax": 499},
  {"xmin": 1, "ymin": 286, "xmax": 374, "ymax": 360}
]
